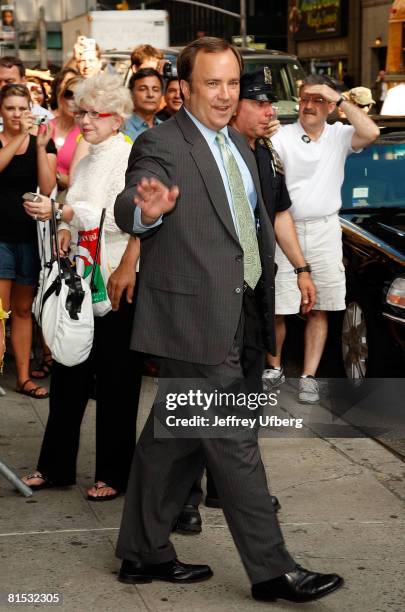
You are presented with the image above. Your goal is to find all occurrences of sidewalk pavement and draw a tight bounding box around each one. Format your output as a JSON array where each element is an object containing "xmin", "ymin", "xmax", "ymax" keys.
[{"xmin": 0, "ymin": 371, "xmax": 404, "ymax": 612}]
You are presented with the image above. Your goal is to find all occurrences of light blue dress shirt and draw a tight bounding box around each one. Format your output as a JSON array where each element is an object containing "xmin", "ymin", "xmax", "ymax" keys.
[
  {"xmin": 123, "ymin": 112, "xmax": 161, "ymax": 143},
  {"xmin": 133, "ymin": 108, "xmax": 257, "ymax": 233}
]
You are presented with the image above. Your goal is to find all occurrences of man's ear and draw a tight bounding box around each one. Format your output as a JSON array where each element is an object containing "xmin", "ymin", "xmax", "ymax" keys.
[{"xmin": 180, "ymin": 79, "xmax": 190, "ymax": 101}]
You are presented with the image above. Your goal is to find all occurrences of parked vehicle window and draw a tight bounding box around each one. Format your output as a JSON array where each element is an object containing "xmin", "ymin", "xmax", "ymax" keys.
[{"xmin": 342, "ymin": 135, "xmax": 405, "ymax": 210}]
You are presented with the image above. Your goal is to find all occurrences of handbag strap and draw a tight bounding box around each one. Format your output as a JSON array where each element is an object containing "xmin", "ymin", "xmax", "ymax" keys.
[
  {"xmin": 40, "ymin": 260, "xmax": 86, "ymax": 322},
  {"xmin": 89, "ymin": 208, "xmax": 106, "ymax": 293},
  {"xmin": 49, "ymin": 199, "xmax": 62, "ymax": 279}
]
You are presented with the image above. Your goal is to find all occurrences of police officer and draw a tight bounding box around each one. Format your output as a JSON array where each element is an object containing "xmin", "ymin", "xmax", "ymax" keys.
[
  {"xmin": 174, "ymin": 69, "xmax": 316, "ymax": 529},
  {"xmin": 231, "ymin": 68, "xmax": 316, "ymax": 390}
]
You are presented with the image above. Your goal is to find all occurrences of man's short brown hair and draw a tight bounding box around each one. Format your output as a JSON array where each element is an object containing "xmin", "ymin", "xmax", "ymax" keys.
[
  {"xmin": 300, "ymin": 74, "xmax": 337, "ymax": 92},
  {"xmin": 0, "ymin": 56, "xmax": 25, "ymax": 79},
  {"xmin": 130, "ymin": 44, "xmax": 163, "ymax": 69},
  {"xmin": 177, "ymin": 37, "xmax": 243, "ymax": 86}
]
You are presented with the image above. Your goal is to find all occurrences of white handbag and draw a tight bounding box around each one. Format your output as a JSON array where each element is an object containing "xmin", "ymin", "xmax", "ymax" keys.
[{"xmin": 36, "ymin": 204, "xmax": 94, "ymax": 367}]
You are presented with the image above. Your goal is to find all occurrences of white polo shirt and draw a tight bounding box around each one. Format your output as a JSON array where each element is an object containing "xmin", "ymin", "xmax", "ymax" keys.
[{"xmin": 271, "ymin": 121, "xmax": 356, "ymax": 220}]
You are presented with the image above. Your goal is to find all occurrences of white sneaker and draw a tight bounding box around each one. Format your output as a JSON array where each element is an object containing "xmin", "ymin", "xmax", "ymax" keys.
[
  {"xmin": 298, "ymin": 376, "xmax": 320, "ymax": 404},
  {"xmin": 0, "ymin": 385, "xmax": 5, "ymax": 397},
  {"xmin": 262, "ymin": 367, "xmax": 285, "ymax": 390}
]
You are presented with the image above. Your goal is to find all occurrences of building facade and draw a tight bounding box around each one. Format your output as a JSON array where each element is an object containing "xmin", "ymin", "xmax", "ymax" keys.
[
  {"xmin": 0, "ymin": 0, "xmax": 88, "ymax": 67},
  {"xmin": 287, "ymin": 0, "xmax": 394, "ymax": 88},
  {"xmin": 361, "ymin": 0, "xmax": 392, "ymax": 87}
]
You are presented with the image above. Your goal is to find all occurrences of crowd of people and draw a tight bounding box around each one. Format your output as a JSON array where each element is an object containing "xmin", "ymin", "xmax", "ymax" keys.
[{"xmin": 0, "ymin": 35, "xmax": 382, "ymax": 603}]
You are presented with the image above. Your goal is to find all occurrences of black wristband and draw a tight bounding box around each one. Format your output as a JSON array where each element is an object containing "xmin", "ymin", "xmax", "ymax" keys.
[
  {"xmin": 294, "ymin": 264, "xmax": 312, "ymax": 274},
  {"xmin": 336, "ymin": 96, "xmax": 345, "ymax": 107}
]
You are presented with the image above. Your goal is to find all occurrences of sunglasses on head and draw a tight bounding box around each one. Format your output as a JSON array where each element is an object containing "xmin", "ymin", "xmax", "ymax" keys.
[{"xmin": 62, "ymin": 89, "xmax": 75, "ymax": 99}]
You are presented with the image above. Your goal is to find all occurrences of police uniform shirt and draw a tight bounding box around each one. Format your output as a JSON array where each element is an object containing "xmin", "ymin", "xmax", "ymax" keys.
[{"xmin": 254, "ymin": 136, "xmax": 291, "ymax": 226}]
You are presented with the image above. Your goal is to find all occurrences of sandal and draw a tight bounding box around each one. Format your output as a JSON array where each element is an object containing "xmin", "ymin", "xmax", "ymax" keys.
[
  {"xmin": 31, "ymin": 355, "xmax": 53, "ymax": 380},
  {"xmin": 87, "ymin": 482, "xmax": 120, "ymax": 502},
  {"xmin": 16, "ymin": 379, "xmax": 49, "ymax": 399},
  {"xmin": 22, "ymin": 471, "xmax": 51, "ymax": 491}
]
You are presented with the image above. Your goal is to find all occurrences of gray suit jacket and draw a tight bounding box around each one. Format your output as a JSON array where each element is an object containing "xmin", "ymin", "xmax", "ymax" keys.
[{"xmin": 114, "ymin": 107, "xmax": 276, "ymax": 365}]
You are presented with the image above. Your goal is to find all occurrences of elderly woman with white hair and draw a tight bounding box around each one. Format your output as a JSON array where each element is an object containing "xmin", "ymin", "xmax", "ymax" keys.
[{"xmin": 22, "ymin": 73, "xmax": 143, "ymax": 501}]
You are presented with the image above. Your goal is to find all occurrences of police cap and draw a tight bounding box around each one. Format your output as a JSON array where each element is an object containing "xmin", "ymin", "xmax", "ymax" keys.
[{"xmin": 239, "ymin": 67, "xmax": 278, "ymax": 102}]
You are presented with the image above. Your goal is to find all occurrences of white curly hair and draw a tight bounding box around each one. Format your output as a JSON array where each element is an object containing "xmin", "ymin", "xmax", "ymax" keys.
[{"xmin": 74, "ymin": 72, "xmax": 133, "ymax": 120}]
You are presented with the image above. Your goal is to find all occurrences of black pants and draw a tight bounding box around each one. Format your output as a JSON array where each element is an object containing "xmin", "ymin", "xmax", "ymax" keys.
[
  {"xmin": 116, "ymin": 291, "xmax": 295, "ymax": 583},
  {"xmin": 37, "ymin": 300, "xmax": 143, "ymax": 492},
  {"xmin": 186, "ymin": 469, "xmax": 216, "ymax": 505}
]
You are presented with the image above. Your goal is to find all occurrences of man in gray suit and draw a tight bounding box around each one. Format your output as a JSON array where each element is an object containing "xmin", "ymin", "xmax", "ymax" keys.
[{"xmin": 114, "ymin": 37, "xmax": 343, "ymax": 603}]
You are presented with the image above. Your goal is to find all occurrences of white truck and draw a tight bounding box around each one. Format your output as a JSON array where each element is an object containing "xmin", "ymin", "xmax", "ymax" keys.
[{"xmin": 62, "ymin": 9, "xmax": 169, "ymax": 62}]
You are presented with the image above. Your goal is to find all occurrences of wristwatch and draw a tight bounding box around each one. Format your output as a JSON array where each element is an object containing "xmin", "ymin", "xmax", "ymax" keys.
[
  {"xmin": 336, "ymin": 96, "xmax": 345, "ymax": 107},
  {"xmin": 294, "ymin": 264, "xmax": 312, "ymax": 274}
]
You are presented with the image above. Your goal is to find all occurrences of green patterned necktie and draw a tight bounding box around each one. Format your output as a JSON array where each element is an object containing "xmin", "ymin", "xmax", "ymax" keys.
[{"xmin": 216, "ymin": 132, "xmax": 262, "ymax": 289}]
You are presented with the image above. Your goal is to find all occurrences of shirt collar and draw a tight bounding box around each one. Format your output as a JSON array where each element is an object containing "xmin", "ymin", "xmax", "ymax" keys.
[
  {"xmin": 184, "ymin": 107, "xmax": 229, "ymax": 145},
  {"xmin": 130, "ymin": 113, "xmax": 161, "ymax": 129},
  {"xmin": 297, "ymin": 119, "xmax": 330, "ymax": 142}
]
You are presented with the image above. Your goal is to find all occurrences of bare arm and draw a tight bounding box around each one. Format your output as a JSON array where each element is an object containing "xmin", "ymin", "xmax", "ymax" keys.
[
  {"xmin": 0, "ymin": 133, "xmax": 28, "ymax": 172},
  {"xmin": 339, "ymin": 100, "xmax": 380, "ymax": 150},
  {"xmin": 307, "ymin": 84, "xmax": 379, "ymax": 150},
  {"xmin": 36, "ymin": 123, "xmax": 57, "ymax": 195},
  {"xmin": 107, "ymin": 236, "xmax": 140, "ymax": 311},
  {"xmin": 0, "ymin": 111, "xmax": 33, "ymax": 172},
  {"xmin": 274, "ymin": 210, "xmax": 316, "ymax": 313}
]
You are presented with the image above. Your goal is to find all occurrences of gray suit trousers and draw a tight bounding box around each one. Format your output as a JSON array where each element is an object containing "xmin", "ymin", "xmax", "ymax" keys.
[{"xmin": 116, "ymin": 297, "xmax": 295, "ymax": 584}]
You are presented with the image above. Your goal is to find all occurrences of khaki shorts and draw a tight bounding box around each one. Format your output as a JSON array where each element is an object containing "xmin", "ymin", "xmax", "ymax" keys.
[{"xmin": 275, "ymin": 212, "xmax": 346, "ymax": 314}]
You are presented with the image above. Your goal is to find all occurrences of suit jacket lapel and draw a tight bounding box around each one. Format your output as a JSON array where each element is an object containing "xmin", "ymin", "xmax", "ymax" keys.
[{"xmin": 175, "ymin": 109, "xmax": 239, "ymax": 243}]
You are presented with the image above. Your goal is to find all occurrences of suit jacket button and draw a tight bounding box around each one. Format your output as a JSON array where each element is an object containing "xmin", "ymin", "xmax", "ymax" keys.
[
  {"xmin": 235, "ymin": 255, "xmax": 243, "ymax": 262},
  {"xmin": 235, "ymin": 287, "xmax": 242, "ymax": 294}
]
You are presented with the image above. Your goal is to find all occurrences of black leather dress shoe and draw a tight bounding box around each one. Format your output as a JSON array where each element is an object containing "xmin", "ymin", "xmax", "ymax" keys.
[
  {"xmin": 118, "ymin": 558, "xmax": 213, "ymax": 584},
  {"xmin": 252, "ymin": 565, "xmax": 343, "ymax": 602},
  {"xmin": 172, "ymin": 504, "xmax": 202, "ymax": 534},
  {"xmin": 205, "ymin": 495, "xmax": 281, "ymax": 512}
]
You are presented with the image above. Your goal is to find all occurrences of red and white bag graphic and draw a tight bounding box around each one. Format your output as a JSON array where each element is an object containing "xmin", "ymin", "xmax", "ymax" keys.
[{"xmin": 75, "ymin": 206, "xmax": 112, "ymax": 317}]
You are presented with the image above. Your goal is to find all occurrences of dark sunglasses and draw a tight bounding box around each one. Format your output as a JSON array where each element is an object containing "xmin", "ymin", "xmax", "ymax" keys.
[{"xmin": 62, "ymin": 89, "xmax": 75, "ymax": 99}]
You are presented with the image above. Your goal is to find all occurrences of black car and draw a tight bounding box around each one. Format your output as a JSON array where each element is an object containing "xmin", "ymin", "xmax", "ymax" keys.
[{"xmin": 334, "ymin": 120, "xmax": 405, "ymax": 380}]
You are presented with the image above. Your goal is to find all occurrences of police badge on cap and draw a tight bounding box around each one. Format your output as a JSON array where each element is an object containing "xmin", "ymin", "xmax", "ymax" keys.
[{"xmin": 239, "ymin": 67, "xmax": 278, "ymax": 102}]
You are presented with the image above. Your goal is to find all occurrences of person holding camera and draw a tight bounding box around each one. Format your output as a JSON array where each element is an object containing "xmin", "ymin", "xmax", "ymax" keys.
[
  {"xmin": 122, "ymin": 68, "xmax": 163, "ymax": 143},
  {"xmin": 0, "ymin": 83, "xmax": 56, "ymax": 398}
]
